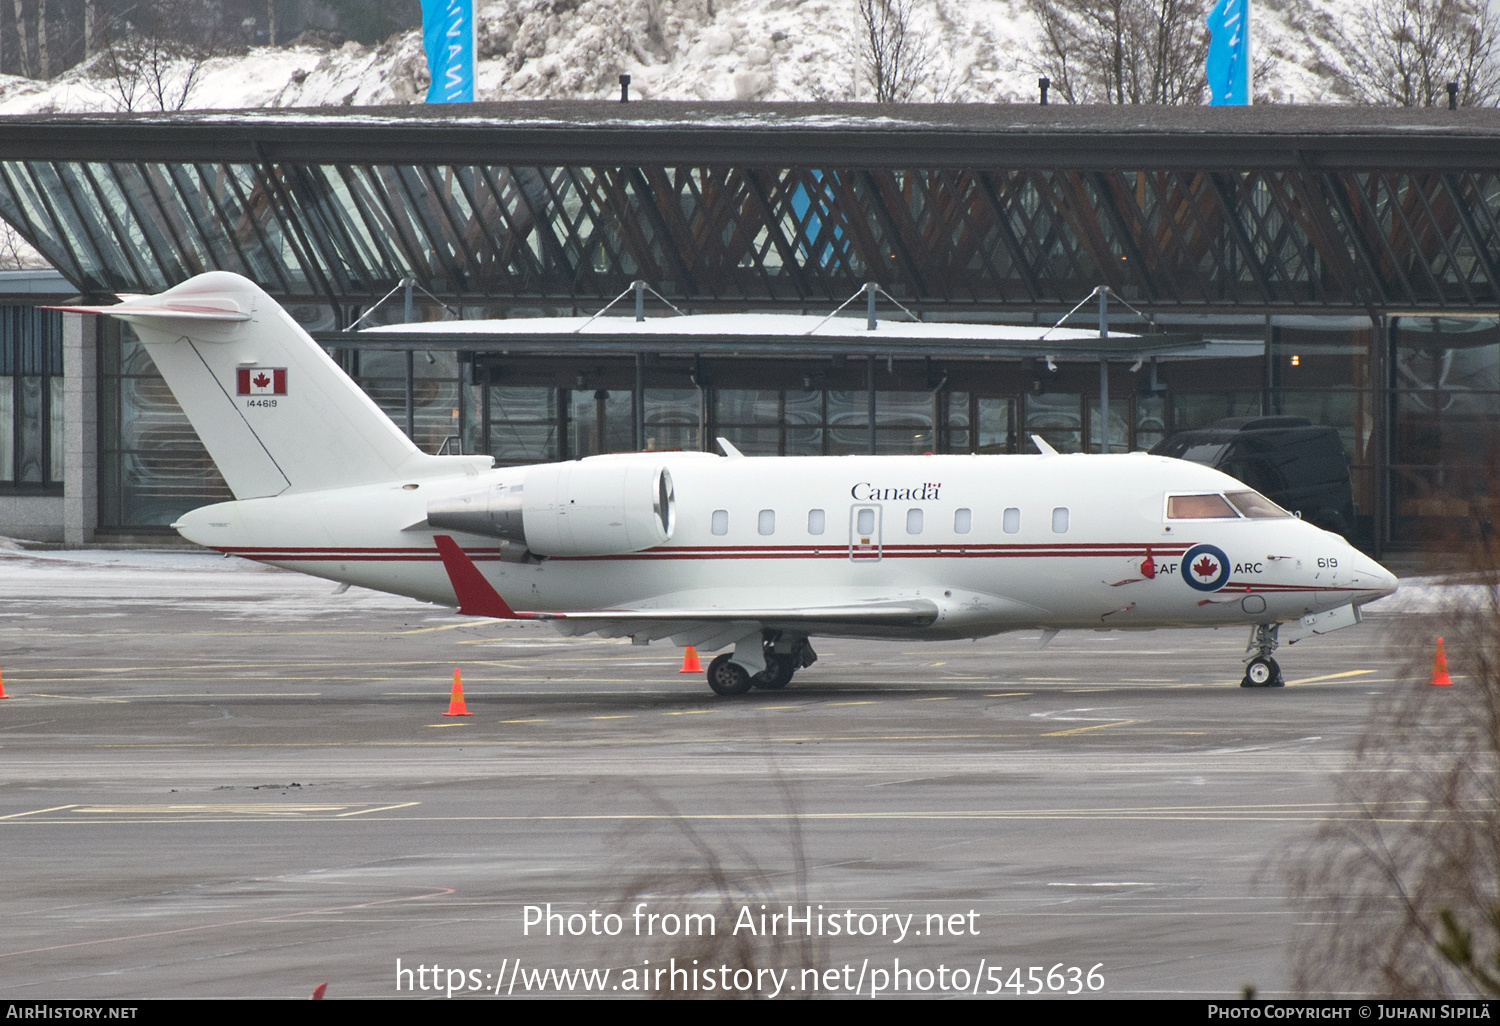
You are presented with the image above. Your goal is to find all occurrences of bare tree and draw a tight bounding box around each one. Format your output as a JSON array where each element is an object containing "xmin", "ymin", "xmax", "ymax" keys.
[
  {"xmin": 1287, "ymin": 514, "xmax": 1500, "ymax": 996},
  {"xmin": 1331, "ymin": 0, "xmax": 1500, "ymax": 106},
  {"xmin": 11, "ymin": 0, "xmax": 32, "ymax": 76},
  {"xmin": 1025, "ymin": 0, "xmax": 1209, "ymax": 104},
  {"xmin": 0, "ymin": 220, "xmax": 33, "ymax": 269},
  {"xmin": 856, "ymin": 0, "xmax": 937, "ymax": 102},
  {"xmin": 95, "ymin": 3, "xmax": 213, "ymax": 112}
]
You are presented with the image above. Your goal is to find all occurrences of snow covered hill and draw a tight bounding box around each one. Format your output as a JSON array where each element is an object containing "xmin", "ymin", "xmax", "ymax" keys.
[{"xmin": 0, "ymin": 0, "xmax": 1357, "ymax": 117}]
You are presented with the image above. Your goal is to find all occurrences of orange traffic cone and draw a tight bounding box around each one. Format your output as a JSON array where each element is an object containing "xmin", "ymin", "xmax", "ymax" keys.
[
  {"xmin": 679, "ymin": 646, "xmax": 702, "ymax": 673},
  {"xmin": 443, "ymin": 668, "xmax": 472, "ymax": 715},
  {"xmin": 0, "ymin": 661, "xmax": 7, "ymax": 699},
  {"xmin": 1431, "ymin": 638, "xmax": 1453, "ymax": 687},
  {"xmin": 312, "ymin": 983, "xmax": 327, "ymax": 1000}
]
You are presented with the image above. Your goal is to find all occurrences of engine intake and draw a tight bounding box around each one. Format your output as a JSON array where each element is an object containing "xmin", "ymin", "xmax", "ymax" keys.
[{"xmin": 426, "ymin": 458, "xmax": 675, "ymax": 558}]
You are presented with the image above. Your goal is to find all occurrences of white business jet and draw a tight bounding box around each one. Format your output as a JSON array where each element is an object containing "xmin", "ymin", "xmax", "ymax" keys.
[{"xmin": 57, "ymin": 272, "xmax": 1397, "ymax": 695}]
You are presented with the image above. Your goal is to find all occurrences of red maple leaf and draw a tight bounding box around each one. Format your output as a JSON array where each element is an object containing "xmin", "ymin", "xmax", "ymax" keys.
[
  {"xmin": 1193, "ymin": 555, "xmax": 1219, "ymax": 579},
  {"xmin": 1140, "ymin": 555, "xmax": 1156, "ymax": 579},
  {"xmin": 253, "ymin": 372, "xmax": 270, "ymax": 389}
]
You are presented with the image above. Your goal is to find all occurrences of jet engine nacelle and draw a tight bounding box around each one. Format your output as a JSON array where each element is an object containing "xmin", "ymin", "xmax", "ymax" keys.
[{"xmin": 426, "ymin": 458, "xmax": 675, "ymax": 557}]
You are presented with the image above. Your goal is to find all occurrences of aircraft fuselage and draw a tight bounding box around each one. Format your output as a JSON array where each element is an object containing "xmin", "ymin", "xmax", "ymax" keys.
[{"xmin": 174, "ymin": 450, "xmax": 1394, "ymax": 641}]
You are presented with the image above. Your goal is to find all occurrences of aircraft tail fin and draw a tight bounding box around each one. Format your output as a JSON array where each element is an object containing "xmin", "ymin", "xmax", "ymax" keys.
[{"xmin": 54, "ymin": 272, "xmax": 489, "ymax": 499}]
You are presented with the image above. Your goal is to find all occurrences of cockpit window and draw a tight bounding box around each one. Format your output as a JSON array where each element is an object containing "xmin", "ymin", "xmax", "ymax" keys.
[
  {"xmin": 1166, "ymin": 493, "xmax": 1239, "ymax": 519},
  {"xmin": 1225, "ymin": 490, "xmax": 1293, "ymax": 519}
]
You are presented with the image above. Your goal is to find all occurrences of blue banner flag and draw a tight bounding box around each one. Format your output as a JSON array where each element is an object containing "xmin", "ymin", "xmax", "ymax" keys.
[
  {"xmin": 421, "ymin": 0, "xmax": 475, "ymax": 104},
  {"xmin": 1205, "ymin": 0, "xmax": 1249, "ymax": 105}
]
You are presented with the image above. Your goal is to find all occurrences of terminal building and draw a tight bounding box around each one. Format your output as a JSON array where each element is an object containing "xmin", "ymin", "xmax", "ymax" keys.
[{"xmin": 0, "ymin": 101, "xmax": 1497, "ymax": 555}]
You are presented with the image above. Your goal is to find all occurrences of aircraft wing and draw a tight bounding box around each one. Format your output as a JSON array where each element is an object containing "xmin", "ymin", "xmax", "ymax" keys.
[{"xmin": 433, "ymin": 535, "xmax": 938, "ymax": 646}]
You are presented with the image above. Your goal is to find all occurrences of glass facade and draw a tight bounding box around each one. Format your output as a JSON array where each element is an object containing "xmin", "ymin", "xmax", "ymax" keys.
[
  {"xmin": 1390, "ymin": 317, "xmax": 1500, "ymax": 544},
  {"xmin": 0, "ymin": 306, "xmax": 62, "ymax": 491},
  {"xmin": 99, "ymin": 321, "xmax": 230, "ymax": 527}
]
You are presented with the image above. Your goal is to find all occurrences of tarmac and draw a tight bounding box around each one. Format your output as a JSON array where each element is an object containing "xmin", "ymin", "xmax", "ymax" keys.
[{"xmin": 0, "ymin": 548, "xmax": 1436, "ymax": 999}]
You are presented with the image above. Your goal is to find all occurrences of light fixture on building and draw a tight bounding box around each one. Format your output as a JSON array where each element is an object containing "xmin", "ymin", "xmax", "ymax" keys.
[{"xmin": 1290, "ymin": 354, "xmax": 1300, "ymax": 366}]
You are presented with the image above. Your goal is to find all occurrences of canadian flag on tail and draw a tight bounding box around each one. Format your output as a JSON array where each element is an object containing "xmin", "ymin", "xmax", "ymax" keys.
[{"xmin": 237, "ymin": 367, "xmax": 287, "ymax": 395}]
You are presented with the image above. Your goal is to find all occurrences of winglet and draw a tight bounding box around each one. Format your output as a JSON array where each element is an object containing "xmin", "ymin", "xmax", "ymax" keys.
[
  {"xmin": 433, "ymin": 534, "xmax": 528, "ymax": 619},
  {"xmin": 1031, "ymin": 434, "xmax": 1059, "ymax": 456}
]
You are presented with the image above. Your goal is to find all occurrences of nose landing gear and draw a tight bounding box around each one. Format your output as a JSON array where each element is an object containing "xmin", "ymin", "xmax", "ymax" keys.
[{"xmin": 1241, "ymin": 623, "xmax": 1285, "ymax": 688}]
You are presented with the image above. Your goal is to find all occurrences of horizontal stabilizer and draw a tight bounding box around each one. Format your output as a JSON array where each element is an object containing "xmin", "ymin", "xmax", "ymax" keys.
[{"xmin": 45, "ymin": 299, "xmax": 251, "ymax": 322}]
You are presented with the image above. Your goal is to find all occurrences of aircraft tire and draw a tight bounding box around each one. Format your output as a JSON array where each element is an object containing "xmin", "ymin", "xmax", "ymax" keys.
[
  {"xmin": 1241, "ymin": 656, "xmax": 1283, "ymax": 688},
  {"xmin": 752, "ymin": 655, "xmax": 796, "ymax": 690},
  {"xmin": 706, "ymin": 653, "xmax": 754, "ymax": 696}
]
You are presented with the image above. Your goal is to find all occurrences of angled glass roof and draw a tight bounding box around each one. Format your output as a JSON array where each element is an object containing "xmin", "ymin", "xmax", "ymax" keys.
[{"xmin": 3, "ymin": 104, "xmax": 1500, "ymax": 317}]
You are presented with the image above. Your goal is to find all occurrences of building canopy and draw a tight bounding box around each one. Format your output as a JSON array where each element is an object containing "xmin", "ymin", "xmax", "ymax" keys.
[{"xmin": 2, "ymin": 103, "xmax": 1500, "ymax": 320}]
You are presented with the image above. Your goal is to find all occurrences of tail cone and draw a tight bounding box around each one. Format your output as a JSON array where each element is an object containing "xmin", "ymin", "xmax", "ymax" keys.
[
  {"xmin": 443, "ymin": 668, "xmax": 472, "ymax": 715},
  {"xmin": 679, "ymin": 647, "xmax": 702, "ymax": 673},
  {"xmin": 1431, "ymin": 638, "xmax": 1453, "ymax": 687}
]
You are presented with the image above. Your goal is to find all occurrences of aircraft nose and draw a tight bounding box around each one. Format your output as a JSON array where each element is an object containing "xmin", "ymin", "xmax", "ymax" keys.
[{"xmin": 1349, "ymin": 553, "xmax": 1399, "ymax": 604}]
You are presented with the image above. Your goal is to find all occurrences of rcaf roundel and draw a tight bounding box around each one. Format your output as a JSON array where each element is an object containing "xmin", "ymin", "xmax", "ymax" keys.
[
  {"xmin": 237, "ymin": 367, "xmax": 287, "ymax": 395},
  {"xmin": 1180, "ymin": 543, "xmax": 1231, "ymax": 592}
]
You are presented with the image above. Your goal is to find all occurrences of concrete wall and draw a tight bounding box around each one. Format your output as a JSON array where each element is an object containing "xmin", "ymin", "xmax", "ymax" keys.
[
  {"xmin": 0, "ymin": 495, "xmax": 64, "ymax": 542},
  {"xmin": 62, "ymin": 312, "xmax": 97, "ymax": 546}
]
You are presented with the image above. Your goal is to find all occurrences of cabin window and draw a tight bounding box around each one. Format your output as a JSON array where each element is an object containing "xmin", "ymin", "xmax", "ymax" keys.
[
  {"xmin": 1225, "ymin": 491, "xmax": 1292, "ymax": 519},
  {"xmin": 1052, "ymin": 507, "xmax": 1069, "ymax": 533},
  {"xmin": 1003, "ymin": 507, "xmax": 1020, "ymax": 533},
  {"xmin": 1167, "ymin": 494, "xmax": 1239, "ymax": 519},
  {"xmin": 954, "ymin": 508, "xmax": 972, "ymax": 534},
  {"xmin": 856, "ymin": 508, "xmax": 875, "ymax": 535},
  {"xmin": 758, "ymin": 509, "xmax": 776, "ymax": 535},
  {"xmin": 906, "ymin": 508, "xmax": 923, "ymax": 534},
  {"xmin": 808, "ymin": 509, "xmax": 826, "ymax": 534},
  {"xmin": 712, "ymin": 509, "xmax": 729, "ymax": 535}
]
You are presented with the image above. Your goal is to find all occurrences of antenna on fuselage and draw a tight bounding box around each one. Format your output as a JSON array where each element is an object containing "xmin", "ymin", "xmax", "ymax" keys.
[
  {"xmin": 1031, "ymin": 434, "xmax": 1059, "ymax": 456},
  {"xmin": 717, "ymin": 437, "xmax": 747, "ymax": 459}
]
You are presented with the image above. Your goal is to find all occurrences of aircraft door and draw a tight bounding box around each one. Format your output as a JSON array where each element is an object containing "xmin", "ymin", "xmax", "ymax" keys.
[{"xmin": 849, "ymin": 505, "xmax": 882, "ymax": 561}]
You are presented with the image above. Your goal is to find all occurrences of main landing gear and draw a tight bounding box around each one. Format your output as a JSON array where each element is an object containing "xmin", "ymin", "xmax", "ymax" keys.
[
  {"xmin": 1241, "ymin": 623, "xmax": 1285, "ymax": 688},
  {"xmin": 705, "ymin": 632, "xmax": 817, "ymax": 697}
]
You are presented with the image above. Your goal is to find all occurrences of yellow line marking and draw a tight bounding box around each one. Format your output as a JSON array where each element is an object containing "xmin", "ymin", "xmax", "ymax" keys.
[
  {"xmin": 1286, "ymin": 669, "xmax": 1377, "ymax": 686},
  {"xmin": 663, "ymin": 710, "xmax": 712, "ymax": 716},
  {"xmin": 590, "ymin": 715, "xmax": 636, "ymax": 720},
  {"xmin": 499, "ymin": 718, "xmax": 548, "ymax": 724},
  {"xmin": 0, "ymin": 805, "xmax": 77, "ymax": 820},
  {"xmin": 759, "ymin": 705, "xmax": 799, "ymax": 710},
  {"xmin": 828, "ymin": 701, "xmax": 878, "ymax": 707},
  {"xmin": 335, "ymin": 802, "xmax": 420, "ymax": 818},
  {"xmin": 915, "ymin": 696, "xmax": 955, "ymax": 701},
  {"xmin": 1041, "ymin": 719, "xmax": 1138, "ymax": 737},
  {"xmin": 71, "ymin": 804, "xmax": 353, "ymax": 815},
  {"xmin": 986, "ymin": 692, "xmax": 1030, "ymax": 698},
  {"xmin": 426, "ymin": 723, "xmax": 469, "ymax": 728},
  {"xmin": 395, "ymin": 623, "xmax": 476, "ymax": 635}
]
